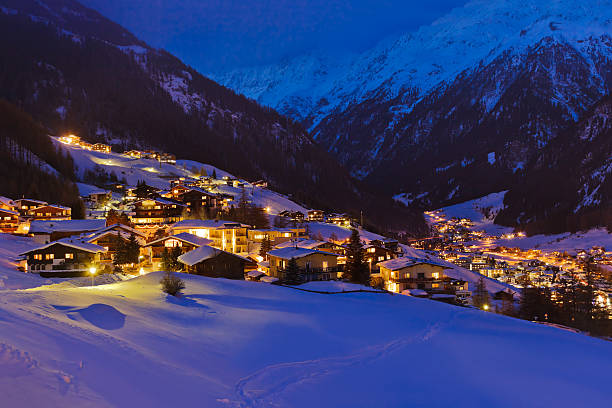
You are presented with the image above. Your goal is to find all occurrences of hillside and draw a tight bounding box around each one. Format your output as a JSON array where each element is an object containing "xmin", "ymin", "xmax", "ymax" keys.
[
  {"xmin": 218, "ymin": 0, "xmax": 612, "ymax": 232},
  {"xmin": 0, "ymin": 266, "xmax": 610, "ymax": 407},
  {"xmin": 0, "ymin": 0, "xmax": 426, "ymax": 235}
]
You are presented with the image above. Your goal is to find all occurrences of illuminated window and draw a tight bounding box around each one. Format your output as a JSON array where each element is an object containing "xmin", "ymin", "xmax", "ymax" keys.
[
  {"xmin": 432, "ymin": 283, "xmax": 440, "ymax": 288},
  {"xmin": 165, "ymin": 239, "xmax": 181, "ymax": 247},
  {"xmin": 45, "ymin": 253, "xmax": 54, "ymax": 260},
  {"xmin": 432, "ymin": 272, "xmax": 440, "ymax": 279},
  {"xmin": 391, "ymin": 271, "xmax": 395, "ymax": 278},
  {"xmin": 65, "ymin": 253, "xmax": 74, "ymax": 259},
  {"xmin": 367, "ymin": 247, "xmax": 375, "ymax": 253},
  {"xmin": 377, "ymin": 256, "xmax": 385, "ymax": 261},
  {"xmin": 322, "ymin": 261, "xmax": 328, "ymax": 270}
]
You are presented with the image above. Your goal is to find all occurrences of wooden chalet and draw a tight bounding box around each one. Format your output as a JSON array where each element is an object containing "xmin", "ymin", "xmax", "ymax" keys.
[
  {"xmin": 84, "ymin": 224, "xmax": 147, "ymax": 268},
  {"xmin": 143, "ymin": 232, "xmax": 213, "ymax": 269},
  {"xmin": 0, "ymin": 208, "xmax": 19, "ymax": 233},
  {"xmin": 177, "ymin": 187, "xmax": 221, "ymax": 215},
  {"xmin": 363, "ymin": 243, "xmax": 397, "ymax": 273},
  {"xmin": 377, "ymin": 257, "xmax": 454, "ymax": 293},
  {"xmin": 27, "ymin": 204, "xmax": 71, "ymax": 220},
  {"xmin": 20, "ymin": 239, "xmax": 106, "ymax": 278},
  {"xmin": 306, "ymin": 210, "xmax": 324, "ymax": 222},
  {"xmin": 267, "ymin": 247, "xmax": 342, "ymax": 282},
  {"xmin": 14, "ymin": 199, "xmax": 48, "ymax": 217},
  {"xmin": 131, "ymin": 198, "xmax": 185, "ymax": 225},
  {"xmin": 178, "ymin": 246, "xmax": 251, "ymax": 280}
]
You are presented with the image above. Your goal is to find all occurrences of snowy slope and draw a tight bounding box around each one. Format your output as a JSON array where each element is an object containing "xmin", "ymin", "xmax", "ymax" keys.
[
  {"xmin": 55, "ymin": 139, "xmax": 309, "ymax": 215},
  {"xmin": 0, "ymin": 272, "xmax": 610, "ymax": 407}
]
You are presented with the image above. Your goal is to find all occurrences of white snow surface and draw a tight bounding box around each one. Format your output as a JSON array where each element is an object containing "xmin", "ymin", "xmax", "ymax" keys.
[
  {"xmin": 0, "ymin": 270, "xmax": 610, "ymax": 407},
  {"xmin": 499, "ymin": 228, "xmax": 612, "ymax": 255}
]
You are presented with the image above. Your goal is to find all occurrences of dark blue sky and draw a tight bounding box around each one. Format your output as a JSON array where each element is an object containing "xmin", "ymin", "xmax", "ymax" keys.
[{"xmin": 80, "ymin": 0, "xmax": 468, "ymax": 73}]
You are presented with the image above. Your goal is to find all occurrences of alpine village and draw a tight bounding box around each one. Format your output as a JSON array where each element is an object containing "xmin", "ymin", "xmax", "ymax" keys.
[{"xmin": 0, "ymin": 1, "xmax": 611, "ymax": 407}]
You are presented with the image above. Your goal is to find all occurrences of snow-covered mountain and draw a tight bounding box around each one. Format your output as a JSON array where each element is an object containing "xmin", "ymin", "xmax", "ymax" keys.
[
  {"xmin": 0, "ymin": 0, "xmax": 427, "ymax": 235},
  {"xmin": 218, "ymin": 0, "xmax": 612, "ymax": 231}
]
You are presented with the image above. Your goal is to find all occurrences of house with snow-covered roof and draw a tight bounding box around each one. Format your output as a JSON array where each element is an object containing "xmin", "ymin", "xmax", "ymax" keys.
[
  {"xmin": 29, "ymin": 219, "xmax": 106, "ymax": 244},
  {"xmin": 170, "ymin": 219, "xmax": 249, "ymax": 254},
  {"xmin": 131, "ymin": 198, "xmax": 185, "ymax": 226},
  {"xmin": 27, "ymin": 204, "xmax": 71, "ymax": 221},
  {"xmin": 0, "ymin": 208, "xmax": 20, "ymax": 233},
  {"xmin": 0, "ymin": 196, "xmax": 15, "ymax": 211},
  {"xmin": 267, "ymin": 247, "xmax": 342, "ymax": 282},
  {"xmin": 377, "ymin": 257, "xmax": 466, "ymax": 295},
  {"xmin": 143, "ymin": 232, "xmax": 213, "ymax": 269},
  {"xmin": 14, "ymin": 198, "xmax": 48, "ymax": 217},
  {"xmin": 20, "ymin": 238, "xmax": 107, "ymax": 277},
  {"xmin": 177, "ymin": 245, "xmax": 251, "ymax": 279}
]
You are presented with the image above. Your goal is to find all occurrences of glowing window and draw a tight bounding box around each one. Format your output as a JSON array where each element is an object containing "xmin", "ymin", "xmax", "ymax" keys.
[{"xmin": 65, "ymin": 253, "xmax": 74, "ymax": 259}]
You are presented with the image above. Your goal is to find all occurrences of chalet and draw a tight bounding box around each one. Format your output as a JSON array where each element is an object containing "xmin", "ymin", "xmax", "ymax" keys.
[
  {"xmin": 363, "ymin": 243, "xmax": 397, "ymax": 273},
  {"xmin": 377, "ymin": 257, "xmax": 453, "ymax": 293},
  {"xmin": 143, "ymin": 232, "xmax": 213, "ymax": 269},
  {"xmin": 370, "ymin": 238, "xmax": 400, "ymax": 253},
  {"xmin": 170, "ymin": 219, "xmax": 249, "ymax": 254},
  {"xmin": 178, "ymin": 188, "xmax": 220, "ymax": 215},
  {"xmin": 0, "ymin": 208, "xmax": 19, "ymax": 233},
  {"xmin": 84, "ymin": 225, "xmax": 147, "ymax": 268},
  {"xmin": 0, "ymin": 196, "xmax": 15, "ymax": 211},
  {"xmin": 14, "ymin": 199, "xmax": 48, "ymax": 217},
  {"xmin": 143, "ymin": 150, "xmax": 160, "ymax": 160},
  {"xmin": 159, "ymin": 153, "xmax": 176, "ymax": 164},
  {"xmin": 306, "ymin": 210, "xmax": 324, "ymax": 222},
  {"xmin": 20, "ymin": 239, "xmax": 106, "ymax": 278},
  {"xmin": 27, "ymin": 204, "xmax": 71, "ymax": 220},
  {"xmin": 92, "ymin": 143, "xmax": 111, "ymax": 153},
  {"xmin": 178, "ymin": 246, "xmax": 250, "ymax": 280},
  {"xmin": 248, "ymin": 227, "xmax": 307, "ymax": 245},
  {"xmin": 80, "ymin": 142, "xmax": 93, "ymax": 150},
  {"xmin": 29, "ymin": 219, "xmax": 106, "ymax": 244},
  {"xmin": 327, "ymin": 213, "xmax": 353, "ymax": 227},
  {"xmin": 131, "ymin": 198, "xmax": 185, "ymax": 225},
  {"xmin": 278, "ymin": 210, "xmax": 305, "ymax": 222},
  {"xmin": 88, "ymin": 190, "xmax": 112, "ymax": 205},
  {"xmin": 267, "ymin": 247, "xmax": 342, "ymax": 282},
  {"xmin": 165, "ymin": 184, "xmax": 192, "ymax": 199},
  {"xmin": 126, "ymin": 184, "xmax": 162, "ymax": 200}
]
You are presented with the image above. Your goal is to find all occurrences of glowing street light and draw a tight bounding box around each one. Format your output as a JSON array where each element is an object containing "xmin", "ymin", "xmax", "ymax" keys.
[
  {"xmin": 483, "ymin": 304, "xmax": 489, "ymax": 311},
  {"xmin": 89, "ymin": 266, "xmax": 96, "ymax": 287}
]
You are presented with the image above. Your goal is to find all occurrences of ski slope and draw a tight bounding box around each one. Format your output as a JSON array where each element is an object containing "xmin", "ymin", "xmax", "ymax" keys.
[{"xmin": 0, "ymin": 270, "xmax": 610, "ymax": 407}]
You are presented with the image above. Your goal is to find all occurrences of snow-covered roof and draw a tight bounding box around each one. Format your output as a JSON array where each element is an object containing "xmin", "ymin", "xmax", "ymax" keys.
[
  {"xmin": 267, "ymin": 247, "xmax": 340, "ymax": 260},
  {"xmin": 246, "ymin": 270, "xmax": 265, "ymax": 278},
  {"xmin": 93, "ymin": 223, "xmax": 146, "ymax": 237},
  {"xmin": 15, "ymin": 198, "xmax": 47, "ymax": 205},
  {"xmin": 29, "ymin": 219, "xmax": 106, "ymax": 234},
  {"xmin": 20, "ymin": 238, "xmax": 107, "ymax": 255},
  {"xmin": 377, "ymin": 256, "xmax": 451, "ymax": 271},
  {"xmin": 145, "ymin": 233, "xmax": 213, "ymax": 248},
  {"xmin": 171, "ymin": 219, "xmax": 249, "ymax": 230},
  {"xmin": 134, "ymin": 198, "xmax": 186, "ymax": 206},
  {"xmin": 32, "ymin": 204, "xmax": 71, "ymax": 211},
  {"xmin": 0, "ymin": 208, "xmax": 18, "ymax": 216},
  {"xmin": 178, "ymin": 245, "xmax": 249, "ymax": 266},
  {"xmin": 0, "ymin": 196, "xmax": 14, "ymax": 207},
  {"xmin": 274, "ymin": 239, "xmax": 329, "ymax": 250},
  {"xmin": 259, "ymin": 276, "xmax": 279, "ymax": 283},
  {"xmin": 402, "ymin": 289, "xmax": 429, "ymax": 297}
]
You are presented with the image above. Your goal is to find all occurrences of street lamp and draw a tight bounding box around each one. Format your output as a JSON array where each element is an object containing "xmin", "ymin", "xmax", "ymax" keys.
[
  {"xmin": 483, "ymin": 304, "xmax": 489, "ymax": 311},
  {"xmin": 89, "ymin": 267, "xmax": 96, "ymax": 287}
]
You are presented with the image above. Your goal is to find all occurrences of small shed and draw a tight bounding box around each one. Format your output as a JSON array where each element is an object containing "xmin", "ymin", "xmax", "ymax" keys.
[{"xmin": 178, "ymin": 246, "xmax": 249, "ymax": 280}]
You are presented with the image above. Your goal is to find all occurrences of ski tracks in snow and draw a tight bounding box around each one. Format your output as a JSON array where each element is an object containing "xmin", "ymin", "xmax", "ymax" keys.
[{"xmin": 228, "ymin": 318, "xmax": 456, "ymax": 408}]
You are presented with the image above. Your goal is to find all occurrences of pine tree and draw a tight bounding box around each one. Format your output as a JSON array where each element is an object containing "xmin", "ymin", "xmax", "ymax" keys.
[
  {"xmin": 259, "ymin": 234, "xmax": 272, "ymax": 259},
  {"xmin": 161, "ymin": 246, "xmax": 183, "ymax": 272},
  {"xmin": 472, "ymin": 276, "xmax": 491, "ymax": 310},
  {"xmin": 284, "ymin": 257, "xmax": 302, "ymax": 285},
  {"xmin": 344, "ymin": 229, "xmax": 368, "ymax": 284},
  {"xmin": 212, "ymin": 169, "xmax": 217, "ymax": 179}
]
